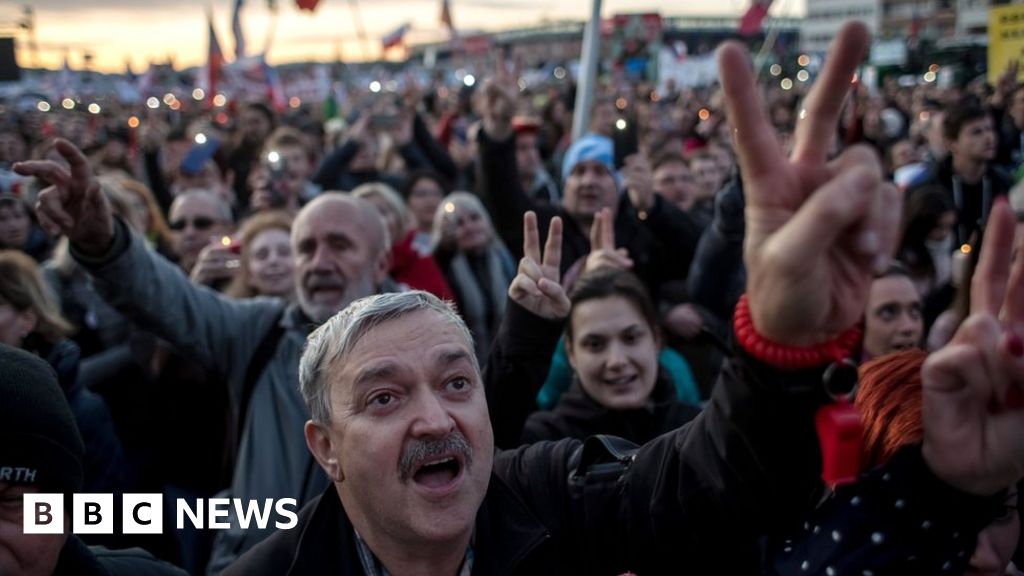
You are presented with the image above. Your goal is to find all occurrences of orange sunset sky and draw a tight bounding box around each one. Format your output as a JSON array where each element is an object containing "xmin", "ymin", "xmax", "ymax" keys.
[{"xmin": 6, "ymin": 0, "xmax": 806, "ymax": 73}]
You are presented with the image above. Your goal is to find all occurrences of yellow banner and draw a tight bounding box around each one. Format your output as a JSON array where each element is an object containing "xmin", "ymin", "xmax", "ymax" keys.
[{"xmin": 990, "ymin": 4, "xmax": 1024, "ymax": 85}]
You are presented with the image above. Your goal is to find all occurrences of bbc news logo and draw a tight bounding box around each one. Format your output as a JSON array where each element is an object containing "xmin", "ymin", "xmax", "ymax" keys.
[{"xmin": 23, "ymin": 494, "xmax": 298, "ymax": 534}]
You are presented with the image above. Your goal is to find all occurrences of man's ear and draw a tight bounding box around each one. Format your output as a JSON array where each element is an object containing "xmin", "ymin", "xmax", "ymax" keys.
[{"xmin": 304, "ymin": 420, "xmax": 344, "ymax": 483}]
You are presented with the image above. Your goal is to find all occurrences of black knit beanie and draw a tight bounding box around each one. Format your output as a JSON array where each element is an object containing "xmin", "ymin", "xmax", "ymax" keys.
[{"xmin": 0, "ymin": 344, "xmax": 84, "ymax": 493}]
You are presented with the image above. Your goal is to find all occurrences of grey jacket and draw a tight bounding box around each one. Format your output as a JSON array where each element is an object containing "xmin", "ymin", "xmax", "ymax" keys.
[{"xmin": 73, "ymin": 220, "xmax": 329, "ymax": 574}]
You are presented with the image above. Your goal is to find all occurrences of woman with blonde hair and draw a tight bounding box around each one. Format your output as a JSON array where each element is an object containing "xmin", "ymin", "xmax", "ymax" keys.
[
  {"xmin": 0, "ymin": 249, "xmax": 132, "ymax": 494},
  {"xmin": 431, "ymin": 191, "xmax": 516, "ymax": 359},
  {"xmin": 224, "ymin": 210, "xmax": 295, "ymax": 300}
]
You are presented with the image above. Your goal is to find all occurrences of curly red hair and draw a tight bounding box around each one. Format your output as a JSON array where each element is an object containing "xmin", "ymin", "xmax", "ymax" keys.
[{"xmin": 855, "ymin": 349, "xmax": 928, "ymax": 470}]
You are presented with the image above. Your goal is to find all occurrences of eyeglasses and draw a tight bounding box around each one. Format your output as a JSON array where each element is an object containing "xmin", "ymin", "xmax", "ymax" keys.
[{"xmin": 169, "ymin": 217, "xmax": 218, "ymax": 231}]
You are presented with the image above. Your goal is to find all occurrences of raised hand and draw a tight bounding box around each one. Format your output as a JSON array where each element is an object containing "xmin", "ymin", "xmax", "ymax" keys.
[
  {"xmin": 476, "ymin": 50, "xmax": 520, "ymax": 141},
  {"xmin": 583, "ymin": 207, "xmax": 632, "ymax": 274},
  {"xmin": 391, "ymin": 110, "xmax": 415, "ymax": 147},
  {"xmin": 921, "ymin": 198, "xmax": 1024, "ymax": 496},
  {"xmin": 508, "ymin": 211, "xmax": 570, "ymax": 320},
  {"xmin": 622, "ymin": 154, "xmax": 655, "ymax": 213},
  {"xmin": 994, "ymin": 60, "xmax": 1020, "ymax": 107},
  {"xmin": 346, "ymin": 113, "xmax": 373, "ymax": 146},
  {"xmin": 719, "ymin": 22, "xmax": 900, "ymax": 346},
  {"xmin": 190, "ymin": 240, "xmax": 240, "ymax": 286},
  {"xmin": 13, "ymin": 139, "xmax": 114, "ymax": 255}
]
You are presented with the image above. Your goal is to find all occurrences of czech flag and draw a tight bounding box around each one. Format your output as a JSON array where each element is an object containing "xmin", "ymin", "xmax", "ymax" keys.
[{"xmin": 382, "ymin": 23, "xmax": 410, "ymax": 52}]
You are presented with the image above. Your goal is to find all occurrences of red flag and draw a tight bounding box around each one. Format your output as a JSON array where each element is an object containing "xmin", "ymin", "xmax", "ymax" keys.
[
  {"xmin": 296, "ymin": 0, "xmax": 320, "ymax": 12},
  {"xmin": 206, "ymin": 11, "xmax": 224, "ymax": 107},
  {"xmin": 738, "ymin": 0, "xmax": 773, "ymax": 36}
]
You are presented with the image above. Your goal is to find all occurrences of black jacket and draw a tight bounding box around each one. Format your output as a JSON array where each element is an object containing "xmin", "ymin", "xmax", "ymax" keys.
[
  {"xmin": 229, "ymin": 336, "xmax": 843, "ymax": 575},
  {"xmin": 54, "ymin": 535, "xmax": 188, "ymax": 575},
  {"xmin": 28, "ymin": 338, "xmax": 133, "ymax": 496},
  {"xmin": 907, "ymin": 157, "xmax": 1012, "ymax": 246},
  {"xmin": 475, "ymin": 130, "xmax": 701, "ymax": 297},
  {"xmin": 486, "ymin": 298, "xmax": 701, "ymax": 446},
  {"xmin": 522, "ymin": 374, "xmax": 701, "ymax": 446},
  {"xmin": 313, "ymin": 114, "xmax": 457, "ymax": 192},
  {"xmin": 226, "ymin": 346, "xmax": 998, "ymax": 575}
]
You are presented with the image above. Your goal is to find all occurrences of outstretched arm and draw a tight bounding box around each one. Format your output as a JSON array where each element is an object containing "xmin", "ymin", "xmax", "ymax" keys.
[
  {"xmin": 632, "ymin": 19, "xmax": 900, "ymax": 553},
  {"xmin": 16, "ymin": 140, "xmax": 280, "ymax": 391}
]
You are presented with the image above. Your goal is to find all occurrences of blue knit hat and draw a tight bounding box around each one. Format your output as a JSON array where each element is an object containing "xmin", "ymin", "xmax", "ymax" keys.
[{"xmin": 561, "ymin": 134, "xmax": 616, "ymax": 183}]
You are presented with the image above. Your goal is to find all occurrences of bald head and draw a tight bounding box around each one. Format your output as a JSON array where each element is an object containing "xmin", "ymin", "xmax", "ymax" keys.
[{"xmin": 292, "ymin": 192, "xmax": 390, "ymax": 324}]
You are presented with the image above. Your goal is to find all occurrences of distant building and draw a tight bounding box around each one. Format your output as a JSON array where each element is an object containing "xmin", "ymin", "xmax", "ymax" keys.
[
  {"xmin": 805, "ymin": 0, "xmax": 1007, "ymax": 53},
  {"xmin": 801, "ymin": 0, "xmax": 879, "ymax": 54},
  {"xmin": 408, "ymin": 15, "xmax": 801, "ymax": 70}
]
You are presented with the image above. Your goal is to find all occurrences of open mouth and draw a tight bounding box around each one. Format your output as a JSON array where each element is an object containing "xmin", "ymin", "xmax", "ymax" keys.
[
  {"xmin": 412, "ymin": 455, "xmax": 464, "ymax": 492},
  {"xmin": 306, "ymin": 283, "xmax": 344, "ymax": 300}
]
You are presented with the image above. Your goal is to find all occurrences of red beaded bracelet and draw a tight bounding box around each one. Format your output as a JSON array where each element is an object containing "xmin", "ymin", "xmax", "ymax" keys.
[{"xmin": 733, "ymin": 294, "xmax": 862, "ymax": 369}]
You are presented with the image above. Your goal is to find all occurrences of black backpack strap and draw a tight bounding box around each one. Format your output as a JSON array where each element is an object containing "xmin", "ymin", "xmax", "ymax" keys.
[
  {"xmin": 567, "ymin": 435, "xmax": 640, "ymax": 572},
  {"xmin": 237, "ymin": 306, "xmax": 287, "ymax": 449}
]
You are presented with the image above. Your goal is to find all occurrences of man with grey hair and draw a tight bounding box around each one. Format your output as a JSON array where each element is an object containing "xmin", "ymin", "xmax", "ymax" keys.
[{"xmin": 16, "ymin": 140, "xmax": 390, "ymax": 573}]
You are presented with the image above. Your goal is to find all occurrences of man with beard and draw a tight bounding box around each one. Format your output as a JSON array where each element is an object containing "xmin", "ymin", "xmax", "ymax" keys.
[{"xmin": 15, "ymin": 141, "xmax": 389, "ymax": 573}]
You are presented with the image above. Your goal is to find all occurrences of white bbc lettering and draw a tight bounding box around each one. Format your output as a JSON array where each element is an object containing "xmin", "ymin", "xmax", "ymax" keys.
[
  {"xmin": 208, "ymin": 498, "xmax": 231, "ymax": 529},
  {"xmin": 274, "ymin": 499, "xmax": 298, "ymax": 529},
  {"xmin": 233, "ymin": 498, "xmax": 274, "ymax": 530},
  {"xmin": 176, "ymin": 499, "xmax": 203, "ymax": 530},
  {"xmin": 24, "ymin": 494, "xmax": 302, "ymax": 533}
]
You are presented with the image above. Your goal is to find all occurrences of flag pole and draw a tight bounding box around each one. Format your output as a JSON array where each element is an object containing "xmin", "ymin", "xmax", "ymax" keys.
[
  {"xmin": 263, "ymin": 0, "xmax": 280, "ymax": 56},
  {"xmin": 571, "ymin": 0, "xmax": 602, "ymax": 142},
  {"xmin": 347, "ymin": 0, "xmax": 371, "ymax": 61},
  {"xmin": 753, "ymin": 0, "xmax": 792, "ymax": 78}
]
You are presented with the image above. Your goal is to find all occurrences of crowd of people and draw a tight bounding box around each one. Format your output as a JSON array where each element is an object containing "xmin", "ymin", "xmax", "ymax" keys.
[{"xmin": 1, "ymin": 18, "xmax": 1024, "ymax": 576}]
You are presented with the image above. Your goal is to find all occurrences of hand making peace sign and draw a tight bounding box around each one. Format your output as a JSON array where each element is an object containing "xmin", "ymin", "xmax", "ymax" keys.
[
  {"xmin": 583, "ymin": 207, "xmax": 632, "ymax": 274},
  {"xmin": 719, "ymin": 22, "xmax": 901, "ymax": 346},
  {"xmin": 922, "ymin": 199, "xmax": 1024, "ymax": 496},
  {"xmin": 508, "ymin": 211, "xmax": 571, "ymax": 320}
]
